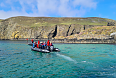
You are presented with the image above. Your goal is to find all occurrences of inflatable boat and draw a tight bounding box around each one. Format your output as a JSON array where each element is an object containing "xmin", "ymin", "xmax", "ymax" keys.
[
  {"xmin": 28, "ymin": 43, "xmax": 33, "ymax": 46},
  {"xmin": 31, "ymin": 46, "xmax": 60, "ymax": 53}
]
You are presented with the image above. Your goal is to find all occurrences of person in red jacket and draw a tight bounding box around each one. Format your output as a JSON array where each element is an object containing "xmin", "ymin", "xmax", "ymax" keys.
[
  {"xmin": 37, "ymin": 44, "xmax": 39, "ymax": 48},
  {"xmin": 50, "ymin": 42, "xmax": 53, "ymax": 46},
  {"xmin": 47, "ymin": 40, "xmax": 50, "ymax": 46},
  {"xmin": 38, "ymin": 40, "xmax": 40, "ymax": 45},
  {"xmin": 47, "ymin": 40, "xmax": 50, "ymax": 50},
  {"xmin": 26, "ymin": 38, "xmax": 28, "ymax": 43},
  {"xmin": 31, "ymin": 39, "xmax": 34, "ymax": 43},
  {"xmin": 37, "ymin": 40, "xmax": 40, "ymax": 48}
]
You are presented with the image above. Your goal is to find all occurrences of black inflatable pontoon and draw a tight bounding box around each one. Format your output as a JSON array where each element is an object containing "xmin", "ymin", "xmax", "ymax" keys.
[
  {"xmin": 28, "ymin": 43, "xmax": 33, "ymax": 46},
  {"xmin": 31, "ymin": 47, "xmax": 50, "ymax": 53},
  {"xmin": 31, "ymin": 47, "xmax": 60, "ymax": 53}
]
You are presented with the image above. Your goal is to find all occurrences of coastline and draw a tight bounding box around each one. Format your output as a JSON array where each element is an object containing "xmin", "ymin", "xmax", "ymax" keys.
[
  {"xmin": 51, "ymin": 38, "xmax": 116, "ymax": 44},
  {"xmin": 0, "ymin": 38, "xmax": 116, "ymax": 44}
]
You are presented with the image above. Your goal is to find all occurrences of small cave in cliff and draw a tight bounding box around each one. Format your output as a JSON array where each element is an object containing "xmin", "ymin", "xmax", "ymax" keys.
[
  {"xmin": 14, "ymin": 32, "xmax": 19, "ymax": 39},
  {"xmin": 16, "ymin": 36, "xmax": 19, "ymax": 40},
  {"xmin": 70, "ymin": 29, "xmax": 76, "ymax": 35},
  {"xmin": 66, "ymin": 25, "xmax": 71, "ymax": 36},
  {"xmin": 84, "ymin": 25, "xmax": 85, "ymax": 30},
  {"xmin": 52, "ymin": 26, "xmax": 57, "ymax": 37},
  {"xmin": 48, "ymin": 25, "xmax": 57, "ymax": 39}
]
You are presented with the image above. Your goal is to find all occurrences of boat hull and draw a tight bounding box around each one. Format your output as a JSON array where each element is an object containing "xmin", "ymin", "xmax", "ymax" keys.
[
  {"xmin": 31, "ymin": 47, "xmax": 60, "ymax": 53},
  {"xmin": 31, "ymin": 47, "xmax": 50, "ymax": 53}
]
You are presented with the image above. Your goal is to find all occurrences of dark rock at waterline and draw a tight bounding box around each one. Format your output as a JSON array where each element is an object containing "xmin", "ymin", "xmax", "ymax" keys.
[{"xmin": 51, "ymin": 38, "xmax": 116, "ymax": 44}]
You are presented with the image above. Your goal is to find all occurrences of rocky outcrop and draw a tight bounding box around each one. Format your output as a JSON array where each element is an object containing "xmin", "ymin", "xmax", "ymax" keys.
[
  {"xmin": 107, "ymin": 22, "xmax": 115, "ymax": 26},
  {"xmin": 110, "ymin": 32, "xmax": 116, "ymax": 41}
]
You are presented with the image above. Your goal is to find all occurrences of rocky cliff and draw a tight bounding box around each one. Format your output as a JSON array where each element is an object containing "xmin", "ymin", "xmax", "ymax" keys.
[{"xmin": 0, "ymin": 16, "xmax": 116, "ymax": 40}]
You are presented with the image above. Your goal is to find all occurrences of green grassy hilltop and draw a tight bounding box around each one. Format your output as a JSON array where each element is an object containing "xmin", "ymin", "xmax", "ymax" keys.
[{"xmin": 5, "ymin": 16, "xmax": 116, "ymax": 27}]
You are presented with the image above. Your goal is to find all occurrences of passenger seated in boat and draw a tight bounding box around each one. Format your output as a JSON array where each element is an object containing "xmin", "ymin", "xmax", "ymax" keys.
[
  {"xmin": 50, "ymin": 42, "xmax": 54, "ymax": 51},
  {"xmin": 33, "ymin": 42, "xmax": 36, "ymax": 48},
  {"xmin": 41, "ymin": 42, "xmax": 44, "ymax": 49},
  {"xmin": 39, "ymin": 42, "xmax": 43, "ymax": 49},
  {"xmin": 35, "ymin": 42, "xmax": 37, "ymax": 48},
  {"xmin": 50, "ymin": 42, "xmax": 53, "ymax": 46},
  {"xmin": 43, "ymin": 42, "xmax": 47, "ymax": 49},
  {"xmin": 39, "ymin": 43, "xmax": 42, "ymax": 49},
  {"xmin": 37, "ymin": 43, "xmax": 39, "ymax": 48}
]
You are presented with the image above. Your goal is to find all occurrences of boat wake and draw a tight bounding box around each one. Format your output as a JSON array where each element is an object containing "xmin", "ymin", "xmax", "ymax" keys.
[{"xmin": 56, "ymin": 53, "xmax": 78, "ymax": 64}]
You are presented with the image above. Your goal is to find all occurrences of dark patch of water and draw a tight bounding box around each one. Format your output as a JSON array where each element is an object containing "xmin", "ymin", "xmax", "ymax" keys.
[
  {"xmin": 65, "ymin": 47, "xmax": 72, "ymax": 49},
  {"xmin": 91, "ymin": 48, "xmax": 96, "ymax": 49}
]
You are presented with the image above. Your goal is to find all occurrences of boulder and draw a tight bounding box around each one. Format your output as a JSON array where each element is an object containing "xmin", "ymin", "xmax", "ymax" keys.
[
  {"xmin": 110, "ymin": 32, "xmax": 116, "ymax": 40},
  {"xmin": 107, "ymin": 22, "xmax": 115, "ymax": 26},
  {"xmin": 110, "ymin": 32, "xmax": 116, "ymax": 37}
]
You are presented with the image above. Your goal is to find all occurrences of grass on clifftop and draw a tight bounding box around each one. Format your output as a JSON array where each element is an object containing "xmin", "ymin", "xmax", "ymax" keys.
[
  {"xmin": 0, "ymin": 19, "xmax": 3, "ymax": 22},
  {"xmin": 6, "ymin": 16, "xmax": 115, "ymax": 27}
]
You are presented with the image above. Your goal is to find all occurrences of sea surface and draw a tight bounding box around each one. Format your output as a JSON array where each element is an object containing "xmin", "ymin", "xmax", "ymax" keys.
[{"xmin": 0, "ymin": 40, "xmax": 116, "ymax": 78}]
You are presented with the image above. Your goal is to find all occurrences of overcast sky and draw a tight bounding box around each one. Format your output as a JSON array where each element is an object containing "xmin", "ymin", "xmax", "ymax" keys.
[{"xmin": 0, "ymin": 0, "xmax": 116, "ymax": 20}]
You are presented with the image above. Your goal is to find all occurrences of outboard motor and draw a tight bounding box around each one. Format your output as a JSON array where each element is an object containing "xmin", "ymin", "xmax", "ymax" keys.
[{"xmin": 50, "ymin": 46, "xmax": 54, "ymax": 52}]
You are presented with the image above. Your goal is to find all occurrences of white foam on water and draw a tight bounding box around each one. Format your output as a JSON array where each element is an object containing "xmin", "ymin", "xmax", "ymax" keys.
[
  {"xmin": 56, "ymin": 53, "xmax": 78, "ymax": 64},
  {"xmin": 82, "ymin": 61, "xmax": 86, "ymax": 62}
]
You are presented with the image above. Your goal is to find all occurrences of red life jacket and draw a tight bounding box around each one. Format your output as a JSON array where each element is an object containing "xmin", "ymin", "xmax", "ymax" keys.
[
  {"xmin": 37, "ymin": 44, "xmax": 39, "ymax": 48},
  {"xmin": 50, "ymin": 43, "xmax": 53, "ymax": 46}
]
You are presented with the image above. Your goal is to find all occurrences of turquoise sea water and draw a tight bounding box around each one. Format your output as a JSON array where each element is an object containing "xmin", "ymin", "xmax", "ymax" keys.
[{"xmin": 0, "ymin": 40, "xmax": 116, "ymax": 78}]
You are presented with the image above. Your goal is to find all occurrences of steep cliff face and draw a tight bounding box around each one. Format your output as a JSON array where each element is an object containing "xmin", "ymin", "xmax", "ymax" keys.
[
  {"xmin": 0, "ymin": 16, "xmax": 116, "ymax": 40},
  {"xmin": 0, "ymin": 23, "xmax": 83, "ymax": 39}
]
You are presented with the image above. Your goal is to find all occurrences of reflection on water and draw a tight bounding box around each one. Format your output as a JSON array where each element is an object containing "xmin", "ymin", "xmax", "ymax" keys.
[{"xmin": 33, "ymin": 51, "xmax": 43, "ymax": 57}]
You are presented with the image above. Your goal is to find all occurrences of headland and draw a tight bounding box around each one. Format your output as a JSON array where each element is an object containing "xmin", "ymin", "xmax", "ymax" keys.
[{"xmin": 0, "ymin": 16, "xmax": 116, "ymax": 43}]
